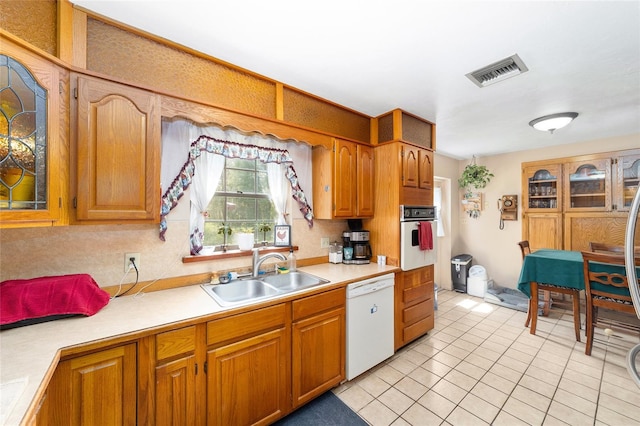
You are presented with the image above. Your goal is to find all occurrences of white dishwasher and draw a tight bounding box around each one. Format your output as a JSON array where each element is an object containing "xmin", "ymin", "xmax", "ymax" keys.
[{"xmin": 346, "ymin": 273, "xmax": 395, "ymax": 380}]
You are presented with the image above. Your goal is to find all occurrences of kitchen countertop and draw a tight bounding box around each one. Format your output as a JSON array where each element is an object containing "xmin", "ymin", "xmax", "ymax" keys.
[{"xmin": 0, "ymin": 262, "xmax": 398, "ymax": 425}]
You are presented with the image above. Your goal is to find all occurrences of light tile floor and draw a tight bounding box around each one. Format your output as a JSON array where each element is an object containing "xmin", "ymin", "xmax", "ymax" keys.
[{"xmin": 334, "ymin": 289, "xmax": 640, "ymax": 425}]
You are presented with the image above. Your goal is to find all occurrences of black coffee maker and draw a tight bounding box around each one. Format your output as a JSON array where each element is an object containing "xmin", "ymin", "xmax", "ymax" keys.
[{"xmin": 342, "ymin": 220, "xmax": 372, "ymax": 264}]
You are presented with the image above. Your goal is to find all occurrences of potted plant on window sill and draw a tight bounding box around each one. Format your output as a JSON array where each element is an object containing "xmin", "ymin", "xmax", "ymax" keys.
[
  {"xmin": 236, "ymin": 227, "xmax": 255, "ymax": 251},
  {"xmin": 258, "ymin": 223, "xmax": 272, "ymax": 246},
  {"xmin": 217, "ymin": 223, "xmax": 232, "ymax": 252}
]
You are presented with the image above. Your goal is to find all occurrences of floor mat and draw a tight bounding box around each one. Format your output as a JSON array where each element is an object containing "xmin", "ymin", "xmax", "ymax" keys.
[
  {"xmin": 273, "ymin": 391, "xmax": 367, "ymax": 425},
  {"xmin": 484, "ymin": 286, "xmax": 531, "ymax": 312}
]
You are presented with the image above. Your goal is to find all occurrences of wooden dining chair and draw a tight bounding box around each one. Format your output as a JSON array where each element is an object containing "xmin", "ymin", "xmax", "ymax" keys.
[
  {"xmin": 518, "ymin": 241, "xmax": 581, "ymax": 341},
  {"xmin": 589, "ymin": 242, "xmax": 640, "ymax": 255},
  {"xmin": 581, "ymin": 251, "xmax": 639, "ymax": 355}
]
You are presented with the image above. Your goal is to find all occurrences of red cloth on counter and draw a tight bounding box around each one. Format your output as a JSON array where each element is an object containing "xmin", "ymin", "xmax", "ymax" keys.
[
  {"xmin": 418, "ymin": 221, "xmax": 433, "ymax": 251},
  {"xmin": 0, "ymin": 274, "xmax": 110, "ymax": 328}
]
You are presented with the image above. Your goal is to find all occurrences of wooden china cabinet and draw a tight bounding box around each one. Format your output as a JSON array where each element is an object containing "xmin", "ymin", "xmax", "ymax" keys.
[{"xmin": 522, "ymin": 148, "xmax": 640, "ymax": 251}]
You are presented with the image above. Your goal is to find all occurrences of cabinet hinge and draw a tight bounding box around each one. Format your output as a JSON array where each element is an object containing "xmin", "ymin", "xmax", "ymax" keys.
[
  {"xmin": 401, "ymin": 148, "xmax": 405, "ymax": 157},
  {"xmin": 59, "ymin": 81, "xmax": 63, "ymax": 94},
  {"xmin": 73, "ymin": 197, "xmax": 77, "ymax": 208},
  {"xmin": 204, "ymin": 361, "xmax": 208, "ymax": 374},
  {"xmin": 59, "ymin": 197, "xmax": 62, "ymax": 208},
  {"xmin": 73, "ymin": 87, "xmax": 78, "ymax": 99},
  {"xmin": 195, "ymin": 363, "xmax": 198, "ymax": 375}
]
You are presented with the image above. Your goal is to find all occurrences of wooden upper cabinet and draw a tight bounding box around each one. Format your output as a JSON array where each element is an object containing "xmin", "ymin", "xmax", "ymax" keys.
[
  {"xmin": 400, "ymin": 143, "xmax": 433, "ymax": 206},
  {"xmin": 312, "ymin": 139, "xmax": 374, "ymax": 219},
  {"xmin": 402, "ymin": 145, "xmax": 419, "ymax": 188},
  {"xmin": 0, "ymin": 38, "xmax": 66, "ymax": 228},
  {"xmin": 418, "ymin": 149, "xmax": 433, "ymax": 190},
  {"xmin": 356, "ymin": 144, "xmax": 374, "ymax": 216},
  {"xmin": 74, "ymin": 74, "xmax": 161, "ymax": 222},
  {"xmin": 563, "ymin": 157, "xmax": 612, "ymax": 212},
  {"xmin": 334, "ymin": 139, "xmax": 357, "ymax": 217},
  {"xmin": 523, "ymin": 162, "xmax": 562, "ymax": 212},
  {"xmin": 615, "ymin": 150, "xmax": 640, "ymax": 212}
]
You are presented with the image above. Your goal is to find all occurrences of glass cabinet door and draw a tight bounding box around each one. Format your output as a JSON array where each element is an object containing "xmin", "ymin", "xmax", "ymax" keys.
[
  {"xmin": 617, "ymin": 153, "xmax": 640, "ymax": 211},
  {"xmin": 523, "ymin": 164, "xmax": 561, "ymax": 211},
  {"xmin": 0, "ymin": 54, "xmax": 47, "ymax": 210},
  {"xmin": 564, "ymin": 158, "xmax": 611, "ymax": 211}
]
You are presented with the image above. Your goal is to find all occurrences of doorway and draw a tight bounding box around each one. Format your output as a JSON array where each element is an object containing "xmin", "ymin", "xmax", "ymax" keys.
[{"xmin": 434, "ymin": 177, "xmax": 452, "ymax": 290}]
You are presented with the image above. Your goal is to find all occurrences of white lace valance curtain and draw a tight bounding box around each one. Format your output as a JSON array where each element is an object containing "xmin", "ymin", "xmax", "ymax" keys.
[{"xmin": 159, "ymin": 119, "xmax": 313, "ymax": 255}]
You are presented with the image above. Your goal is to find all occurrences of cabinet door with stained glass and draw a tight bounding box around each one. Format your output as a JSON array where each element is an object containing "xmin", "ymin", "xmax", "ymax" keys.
[{"xmin": 0, "ymin": 42, "xmax": 63, "ymax": 227}]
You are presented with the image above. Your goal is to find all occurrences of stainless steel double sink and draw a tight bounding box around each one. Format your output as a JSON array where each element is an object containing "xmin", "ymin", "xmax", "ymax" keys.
[{"xmin": 201, "ymin": 271, "xmax": 330, "ymax": 307}]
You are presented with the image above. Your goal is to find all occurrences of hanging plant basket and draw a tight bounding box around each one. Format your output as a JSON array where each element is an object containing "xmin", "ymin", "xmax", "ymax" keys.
[
  {"xmin": 458, "ymin": 158, "xmax": 493, "ymax": 218},
  {"xmin": 458, "ymin": 160, "xmax": 494, "ymax": 196}
]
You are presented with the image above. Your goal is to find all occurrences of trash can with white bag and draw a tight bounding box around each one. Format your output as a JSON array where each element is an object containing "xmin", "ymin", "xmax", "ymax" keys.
[{"xmin": 467, "ymin": 265, "xmax": 488, "ymax": 298}]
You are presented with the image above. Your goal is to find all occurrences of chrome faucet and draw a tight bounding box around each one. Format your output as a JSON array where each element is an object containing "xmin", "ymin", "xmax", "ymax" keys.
[{"xmin": 252, "ymin": 249, "xmax": 287, "ymax": 277}]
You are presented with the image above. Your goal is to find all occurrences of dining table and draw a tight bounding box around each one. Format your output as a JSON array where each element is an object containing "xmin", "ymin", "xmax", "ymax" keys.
[
  {"xmin": 517, "ymin": 249, "xmax": 585, "ymax": 298},
  {"xmin": 518, "ymin": 249, "xmax": 638, "ymax": 297},
  {"xmin": 517, "ymin": 248, "xmax": 639, "ymax": 339}
]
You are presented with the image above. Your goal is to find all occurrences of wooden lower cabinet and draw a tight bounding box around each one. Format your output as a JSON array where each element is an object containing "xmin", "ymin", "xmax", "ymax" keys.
[
  {"xmin": 563, "ymin": 212, "xmax": 640, "ymax": 251},
  {"xmin": 522, "ymin": 213, "xmax": 563, "ymax": 251},
  {"xmin": 36, "ymin": 288, "xmax": 348, "ymax": 425},
  {"xmin": 291, "ymin": 288, "xmax": 345, "ymax": 408},
  {"xmin": 45, "ymin": 343, "xmax": 137, "ymax": 425},
  {"xmin": 206, "ymin": 304, "xmax": 290, "ymax": 426},
  {"xmin": 154, "ymin": 325, "xmax": 205, "ymax": 426},
  {"xmin": 395, "ymin": 266, "xmax": 434, "ymax": 350}
]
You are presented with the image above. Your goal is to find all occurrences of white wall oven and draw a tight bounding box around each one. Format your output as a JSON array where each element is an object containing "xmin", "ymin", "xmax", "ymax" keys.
[{"xmin": 400, "ymin": 205, "xmax": 437, "ymax": 271}]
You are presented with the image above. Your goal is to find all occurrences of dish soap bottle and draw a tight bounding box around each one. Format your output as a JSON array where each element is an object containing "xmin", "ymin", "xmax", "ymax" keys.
[{"xmin": 288, "ymin": 248, "xmax": 297, "ymax": 272}]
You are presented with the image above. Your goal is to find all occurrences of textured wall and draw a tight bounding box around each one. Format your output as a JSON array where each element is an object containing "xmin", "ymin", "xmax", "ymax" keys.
[{"xmin": 0, "ymin": 0, "xmax": 57, "ymax": 56}]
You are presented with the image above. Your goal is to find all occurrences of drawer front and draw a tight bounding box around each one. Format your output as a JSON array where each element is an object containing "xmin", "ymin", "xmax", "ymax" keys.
[
  {"xmin": 402, "ymin": 265, "xmax": 434, "ymax": 289},
  {"xmin": 403, "ymin": 315, "xmax": 434, "ymax": 343},
  {"xmin": 402, "ymin": 299, "xmax": 433, "ymax": 326},
  {"xmin": 293, "ymin": 288, "xmax": 345, "ymax": 322},
  {"xmin": 156, "ymin": 326, "xmax": 196, "ymax": 361},
  {"xmin": 403, "ymin": 282, "xmax": 434, "ymax": 305},
  {"xmin": 207, "ymin": 303, "xmax": 286, "ymax": 346}
]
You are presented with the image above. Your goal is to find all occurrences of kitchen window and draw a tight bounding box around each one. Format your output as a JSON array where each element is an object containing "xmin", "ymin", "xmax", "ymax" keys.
[
  {"xmin": 204, "ymin": 157, "xmax": 277, "ymax": 248},
  {"xmin": 159, "ymin": 119, "xmax": 314, "ymax": 257}
]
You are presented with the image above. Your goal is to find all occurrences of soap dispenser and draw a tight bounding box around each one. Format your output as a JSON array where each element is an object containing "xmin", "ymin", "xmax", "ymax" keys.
[{"xmin": 288, "ymin": 248, "xmax": 297, "ymax": 272}]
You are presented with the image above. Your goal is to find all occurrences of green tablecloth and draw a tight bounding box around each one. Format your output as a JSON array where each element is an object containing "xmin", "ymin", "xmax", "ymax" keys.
[{"xmin": 517, "ymin": 249, "xmax": 637, "ymax": 298}]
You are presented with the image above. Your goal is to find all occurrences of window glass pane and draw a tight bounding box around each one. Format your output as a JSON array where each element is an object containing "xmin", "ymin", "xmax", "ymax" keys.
[
  {"xmin": 226, "ymin": 197, "xmax": 256, "ymax": 221},
  {"xmin": 227, "ymin": 157, "xmax": 254, "ymax": 170},
  {"xmin": 207, "ymin": 196, "xmax": 225, "ymax": 218},
  {"xmin": 204, "ymin": 221, "xmax": 224, "ymax": 246},
  {"xmin": 257, "ymin": 171, "xmax": 269, "ymax": 194},
  {"xmin": 226, "ymin": 168, "xmax": 255, "ymax": 194},
  {"xmin": 257, "ymin": 198, "xmax": 276, "ymax": 221}
]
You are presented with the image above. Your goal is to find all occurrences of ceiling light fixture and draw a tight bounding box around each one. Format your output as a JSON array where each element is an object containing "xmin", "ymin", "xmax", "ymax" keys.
[{"xmin": 529, "ymin": 112, "xmax": 579, "ymax": 134}]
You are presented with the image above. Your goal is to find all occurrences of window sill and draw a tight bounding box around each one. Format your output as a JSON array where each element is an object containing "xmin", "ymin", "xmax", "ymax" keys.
[{"xmin": 182, "ymin": 246, "xmax": 297, "ymax": 264}]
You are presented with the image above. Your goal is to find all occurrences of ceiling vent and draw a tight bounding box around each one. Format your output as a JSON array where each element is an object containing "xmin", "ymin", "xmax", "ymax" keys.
[{"xmin": 466, "ymin": 54, "xmax": 529, "ymax": 88}]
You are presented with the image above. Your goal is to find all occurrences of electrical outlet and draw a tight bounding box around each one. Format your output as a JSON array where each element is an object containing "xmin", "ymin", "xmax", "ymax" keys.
[
  {"xmin": 124, "ymin": 253, "xmax": 141, "ymax": 273},
  {"xmin": 320, "ymin": 237, "xmax": 330, "ymax": 248}
]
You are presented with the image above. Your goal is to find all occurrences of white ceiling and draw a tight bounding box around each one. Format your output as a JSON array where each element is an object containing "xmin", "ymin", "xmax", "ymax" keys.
[{"xmin": 71, "ymin": 0, "xmax": 640, "ymax": 159}]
